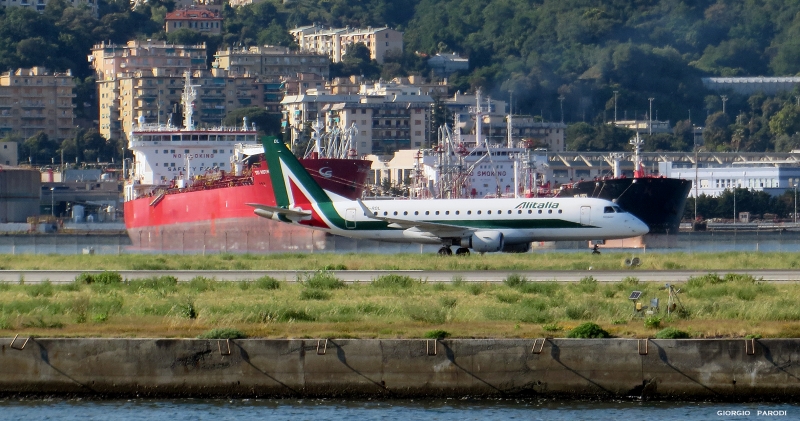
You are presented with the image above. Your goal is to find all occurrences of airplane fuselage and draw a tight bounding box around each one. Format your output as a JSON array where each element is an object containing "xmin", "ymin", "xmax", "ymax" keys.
[{"xmin": 276, "ymin": 195, "xmax": 648, "ymax": 246}]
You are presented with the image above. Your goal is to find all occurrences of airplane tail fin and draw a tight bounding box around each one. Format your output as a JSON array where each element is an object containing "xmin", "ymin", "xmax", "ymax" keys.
[{"xmin": 261, "ymin": 136, "xmax": 333, "ymax": 208}]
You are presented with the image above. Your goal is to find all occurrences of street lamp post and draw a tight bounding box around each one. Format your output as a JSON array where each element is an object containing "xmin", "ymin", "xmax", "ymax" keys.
[
  {"xmin": 694, "ymin": 149, "xmax": 699, "ymax": 221},
  {"xmin": 794, "ymin": 183, "xmax": 797, "ymax": 225},
  {"xmin": 613, "ymin": 90, "xmax": 618, "ymax": 123},
  {"xmin": 50, "ymin": 187, "xmax": 55, "ymax": 217},
  {"xmin": 648, "ymin": 97, "xmax": 654, "ymax": 135},
  {"xmin": 558, "ymin": 95, "xmax": 565, "ymax": 123},
  {"xmin": 721, "ymin": 95, "xmax": 728, "ymax": 114}
]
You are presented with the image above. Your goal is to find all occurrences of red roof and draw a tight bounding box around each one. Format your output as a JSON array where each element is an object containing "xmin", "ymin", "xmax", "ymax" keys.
[{"xmin": 165, "ymin": 8, "xmax": 222, "ymax": 21}]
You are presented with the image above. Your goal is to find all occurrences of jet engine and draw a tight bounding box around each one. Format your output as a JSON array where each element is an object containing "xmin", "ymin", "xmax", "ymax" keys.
[
  {"xmin": 467, "ymin": 231, "xmax": 504, "ymax": 253},
  {"xmin": 502, "ymin": 242, "xmax": 531, "ymax": 253}
]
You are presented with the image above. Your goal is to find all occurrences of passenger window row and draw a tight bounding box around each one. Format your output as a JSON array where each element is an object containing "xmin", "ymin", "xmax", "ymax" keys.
[{"xmin": 379, "ymin": 209, "xmax": 564, "ymax": 216}]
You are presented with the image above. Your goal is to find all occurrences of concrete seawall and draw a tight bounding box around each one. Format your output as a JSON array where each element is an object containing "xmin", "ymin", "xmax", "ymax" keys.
[{"xmin": 1, "ymin": 338, "xmax": 798, "ymax": 399}]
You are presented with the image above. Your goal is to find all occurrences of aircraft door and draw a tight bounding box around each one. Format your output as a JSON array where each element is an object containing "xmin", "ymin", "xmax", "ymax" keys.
[
  {"xmin": 345, "ymin": 208, "xmax": 356, "ymax": 229},
  {"xmin": 580, "ymin": 206, "xmax": 591, "ymax": 226}
]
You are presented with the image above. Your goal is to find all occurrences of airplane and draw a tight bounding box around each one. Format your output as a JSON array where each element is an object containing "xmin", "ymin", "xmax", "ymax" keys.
[{"xmin": 248, "ymin": 136, "xmax": 649, "ymax": 255}]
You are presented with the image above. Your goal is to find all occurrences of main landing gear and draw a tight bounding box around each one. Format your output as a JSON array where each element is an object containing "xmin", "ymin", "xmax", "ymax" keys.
[{"xmin": 438, "ymin": 246, "xmax": 471, "ymax": 256}]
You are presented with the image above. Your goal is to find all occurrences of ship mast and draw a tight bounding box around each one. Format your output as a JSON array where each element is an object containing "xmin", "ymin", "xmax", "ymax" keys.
[
  {"xmin": 629, "ymin": 132, "xmax": 644, "ymax": 177},
  {"xmin": 181, "ymin": 72, "xmax": 199, "ymax": 131}
]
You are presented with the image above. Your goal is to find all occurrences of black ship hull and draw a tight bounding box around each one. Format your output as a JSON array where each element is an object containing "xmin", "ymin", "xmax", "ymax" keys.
[{"xmin": 557, "ymin": 177, "xmax": 692, "ymax": 234}]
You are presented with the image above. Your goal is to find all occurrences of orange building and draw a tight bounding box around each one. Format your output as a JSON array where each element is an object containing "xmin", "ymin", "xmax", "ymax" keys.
[{"xmin": 165, "ymin": 8, "xmax": 222, "ymax": 34}]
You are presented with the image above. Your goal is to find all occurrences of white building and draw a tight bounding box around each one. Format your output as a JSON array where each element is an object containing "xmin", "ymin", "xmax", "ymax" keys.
[
  {"xmin": 289, "ymin": 25, "xmax": 403, "ymax": 64},
  {"xmin": 659, "ymin": 161, "xmax": 800, "ymax": 197}
]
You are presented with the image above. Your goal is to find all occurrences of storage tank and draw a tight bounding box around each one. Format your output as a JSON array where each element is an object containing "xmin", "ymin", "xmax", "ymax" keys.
[
  {"xmin": 72, "ymin": 204, "xmax": 85, "ymax": 223},
  {"xmin": 0, "ymin": 168, "xmax": 40, "ymax": 222}
]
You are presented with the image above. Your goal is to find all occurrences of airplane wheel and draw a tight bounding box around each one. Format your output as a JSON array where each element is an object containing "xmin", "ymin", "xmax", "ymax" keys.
[
  {"xmin": 438, "ymin": 247, "xmax": 452, "ymax": 256},
  {"xmin": 455, "ymin": 247, "xmax": 470, "ymax": 256}
]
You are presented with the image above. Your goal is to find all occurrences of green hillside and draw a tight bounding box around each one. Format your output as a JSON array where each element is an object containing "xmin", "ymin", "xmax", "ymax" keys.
[{"xmin": 4, "ymin": 0, "xmax": 800, "ymax": 153}]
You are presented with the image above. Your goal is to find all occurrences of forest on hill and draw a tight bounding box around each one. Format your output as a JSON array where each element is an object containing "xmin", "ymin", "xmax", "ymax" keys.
[{"xmin": 5, "ymin": 0, "xmax": 800, "ymax": 157}]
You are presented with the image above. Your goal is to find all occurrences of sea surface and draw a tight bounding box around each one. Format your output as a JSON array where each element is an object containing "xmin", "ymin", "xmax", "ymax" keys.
[{"xmin": 0, "ymin": 398, "xmax": 796, "ymax": 420}]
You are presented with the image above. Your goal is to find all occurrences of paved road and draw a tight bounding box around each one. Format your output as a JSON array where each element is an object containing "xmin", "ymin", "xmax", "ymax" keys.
[{"xmin": 1, "ymin": 269, "xmax": 800, "ymax": 283}]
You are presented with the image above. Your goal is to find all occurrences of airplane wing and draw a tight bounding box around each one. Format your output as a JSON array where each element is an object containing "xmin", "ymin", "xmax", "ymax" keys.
[
  {"xmin": 357, "ymin": 199, "xmax": 474, "ymax": 238},
  {"xmin": 246, "ymin": 203, "xmax": 312, "ymax": 219}
]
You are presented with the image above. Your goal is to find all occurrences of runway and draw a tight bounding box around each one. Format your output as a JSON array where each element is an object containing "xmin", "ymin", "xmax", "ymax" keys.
[{"xmin": 1, "ymin": 269, "xmax": 800, "ymax": 283}]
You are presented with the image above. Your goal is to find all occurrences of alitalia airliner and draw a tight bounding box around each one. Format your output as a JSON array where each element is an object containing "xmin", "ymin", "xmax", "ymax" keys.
[{"xmin": 249, "ymin": 136, "xmax": 649, "ymax": 255}]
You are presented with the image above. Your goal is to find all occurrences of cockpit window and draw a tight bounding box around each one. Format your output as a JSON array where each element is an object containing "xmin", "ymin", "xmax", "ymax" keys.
[
  {"xmin": 613, "ymin": 206, "xmax": 625, "ymax": 213},
  {"xmin": 604, "ymin": 206, "xmax": 615, "ymax": 213}
]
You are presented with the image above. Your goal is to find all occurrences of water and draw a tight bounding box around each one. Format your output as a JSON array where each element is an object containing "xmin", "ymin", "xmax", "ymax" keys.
[{"xmin": 0, "ymin": 398, "xmax": 795, "ymax": 420}]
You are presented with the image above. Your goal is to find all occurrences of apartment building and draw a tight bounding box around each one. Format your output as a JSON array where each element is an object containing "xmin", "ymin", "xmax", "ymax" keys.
[
  {"xmin": 213, "ymin": 46, "xmax": 330, "ymax": 79},
  {"xmin": 114, "ymin": 68, "xmax": 265, "ymax": 138},
  {"xmin": 91, "ymin": 40, "xmax": 209, "ymax": 140},
  {"xmin": 165, "ymin": 7, "xmax": 223, "ymax": 34},
  {"xmin": 289, "ymin": 25, "xmax": 403, "ymax": 64},
  {"xmin": 282, "ymin": 79, "xmax": 435, "ymax": 155},
  {"xmin": 0, "ymin": 0, "xmax": 97, "ymax": 16},
  {"xmin": 0, "ymin": 67, "xmax": 75, "ymax": 141},
  {"xmin": 89, "ymin": 40, "xmax": 208, "ymax": 82}
]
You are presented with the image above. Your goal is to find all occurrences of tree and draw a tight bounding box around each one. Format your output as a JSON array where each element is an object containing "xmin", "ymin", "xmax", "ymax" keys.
[
  {"xmin": 703, "ymin": 112, "xmax": 731, "ymax": 151},
  {"xmin": 22, "ymin": 132, "xmax": 59, "ymax": 165},
  {"xmin": 769, "ymin": 104, "xmax": 800, "ymax": 138}
]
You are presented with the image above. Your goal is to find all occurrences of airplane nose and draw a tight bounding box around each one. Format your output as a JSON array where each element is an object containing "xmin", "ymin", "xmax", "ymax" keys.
[{"xmin": 630, "ymin": 217, "xmax": 649, "ymax": 236}]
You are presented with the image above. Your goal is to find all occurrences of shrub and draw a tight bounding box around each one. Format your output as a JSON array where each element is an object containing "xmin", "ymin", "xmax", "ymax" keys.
[
  {"xmin": 300, "ymin": 289, "xmax": 330, "ymax": 300},
  {"xmin": 724, "ymin": 273, "xmax": 757, "ymax": 283},
  {"xmin": 129, "ymin": 276, "xmax": 178, "ymax": 292},
  {"xmin": 254, "ymin": 276, "xmax": 281, "ymax": 290},
  {"xmin": 176, "ymin": 298, "xmax": 197, "ymax": 319},
  {"xmin": 451, "ymin": 275, "xmax": 464, "ymax": 287},
  {"xmin": 567, "ymin": 322, "xmax": 610, "ymax": 338},
  {"xmin": 503, "ymin": 273, "xmax": 527, "ymax": 288},
  {"xmin": 439, "ymin": 296, "xmax": 457, "ymax": 308},
  {"xmin": 622, "ymin": 276, "xmax": 639, "ymax": 285},
  {"xmin": 424, "ymin": 329, "xmax": 450, "ymax": 339},
  {"xmin": 281, "ymin": 309, "xmax": 316, "ymax": 322},
  {"xmin": 644, "ymin": 316, "xmax": 662, "ymax": 329},
  {"xmin": 76, "ymin": 271, "xmax": 122, "ymax": 285},
  {"xmin": 92, "ymin": 312, "xmax": 109, "ymax": 323},
  {"xmin": 565, "ymin": 304, "xmax": 590, "ymax": 320},
  {"xmin": 466, "ymin": 283, "xmax": 485, "ymax": 295},
  {"xmin": 686, "ymin": 273, "xmax": 724, "ymax": 288},
  {"xmin": 542, "ymin": 323, "xmax": 562, "ymax": 332},
  {"xmin": 518, "ymin": 281, "xmax": 559, "ymax": 295},
  {"xmin": 655, "ymin": 327, "xmax": 690, "ymax": 339},
  {"xmin": 187, "ymin": 276, "xmax": 216, "ymax": 292},
  {"xmin": 496, "ymin": 293, "xmax": 520, "ymax": 303},
  {"xmin": 304, "ymin": 271, "xmax": 345, "ymax": 289},
  {"xmin": 198, "ymin": 328, "xmax": 247, "ymax": 339},
  {"xmin": 372, "ymin": 274, "xmax": 416, "ymax": 289},
  {"xmin": 27, "ymin": 281, "xmax": 54, "ymax": 298},
  {"xmin": 576, "ymin": 276, "xmax": 598, "ymax": 293},
  {"xmin": 321, "ymin": 264, "xmax": 347, "ymax": 270}
]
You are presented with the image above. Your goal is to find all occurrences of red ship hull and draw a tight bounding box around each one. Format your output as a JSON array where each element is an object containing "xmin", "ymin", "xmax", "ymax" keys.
[{"xmin": 124, "ymin": 158, "xmax": 371, "ymax": 252}]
